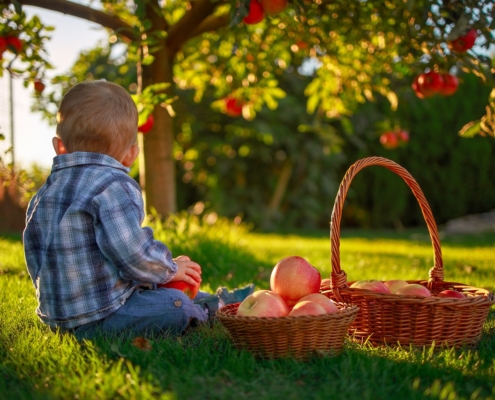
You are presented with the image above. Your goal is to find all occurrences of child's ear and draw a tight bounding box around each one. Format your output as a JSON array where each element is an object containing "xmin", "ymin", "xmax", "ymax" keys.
[
  {"xmin": 121, "ymin": 144, "xmax": 140, "ymax": 167},
  {"xmin": 52, "ymin": 137, "xmax": 68, "ymax": 155}
]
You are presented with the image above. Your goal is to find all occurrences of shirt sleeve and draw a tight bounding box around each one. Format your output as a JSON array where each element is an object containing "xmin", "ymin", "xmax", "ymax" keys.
[{"xmin": 91, "ymin": 178, "xmax": 177, "ymax": 284}]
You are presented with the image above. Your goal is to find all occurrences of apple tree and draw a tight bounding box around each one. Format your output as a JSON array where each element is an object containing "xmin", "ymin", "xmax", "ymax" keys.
[{"xmin": 0, "ymin": 0, "xmax": 494, "ymax": 218}]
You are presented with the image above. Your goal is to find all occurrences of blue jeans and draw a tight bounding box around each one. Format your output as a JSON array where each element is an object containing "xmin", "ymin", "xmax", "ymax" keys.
[{"xmin": 73, "ymin": 287, "xmax": 210, "ymax": 339}]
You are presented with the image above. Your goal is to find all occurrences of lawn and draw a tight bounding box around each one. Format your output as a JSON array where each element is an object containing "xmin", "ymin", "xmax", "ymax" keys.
[{"xmin": 1, "ymin": 216, "xmax": 494, "ymax": 399}]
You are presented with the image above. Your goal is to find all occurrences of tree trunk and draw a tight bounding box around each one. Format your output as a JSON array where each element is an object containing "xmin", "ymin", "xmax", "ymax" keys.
[{"xmin": 142, "ymin": 7, "xmax": 176, "ymax": 217}]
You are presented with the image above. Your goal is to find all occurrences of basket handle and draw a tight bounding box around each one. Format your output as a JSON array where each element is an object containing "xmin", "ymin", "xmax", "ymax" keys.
[{"xmin": 330, "ymin": 157, "xmax": 443, "ymax": 300}]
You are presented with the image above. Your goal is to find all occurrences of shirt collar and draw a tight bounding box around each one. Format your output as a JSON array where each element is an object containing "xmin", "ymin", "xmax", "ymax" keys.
[{"xmin": 52, "ymin": 152, "xmax": 130, "ymax": 174}]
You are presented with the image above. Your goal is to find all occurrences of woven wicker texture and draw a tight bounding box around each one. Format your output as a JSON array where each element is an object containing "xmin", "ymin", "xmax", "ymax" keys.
[
  {"xmin": 325, "ymin": 156, "xmax": 495, "ymax": 348},
  {"xmin": 217, "ymin": 302, "xmax": 359, "ymax": 360}
]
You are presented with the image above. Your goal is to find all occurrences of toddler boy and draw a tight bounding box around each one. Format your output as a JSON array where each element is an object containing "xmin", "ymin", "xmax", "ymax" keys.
[{"xmin": 23, "ymin": 80, "xmax": 252, "ymax": 338}]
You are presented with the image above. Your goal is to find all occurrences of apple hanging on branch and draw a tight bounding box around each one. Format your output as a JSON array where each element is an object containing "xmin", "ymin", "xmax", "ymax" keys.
[
  {"xmin": 138, "ymin": 114, "xmax": 155, "ymax": 134},
  {"xmin": 33, "ymin": 79, "xmax": 45, "ymax": 94},
  {"xmin": 243, "ymin": 0, "xmax": 265, "ymax": 25},
  {"xmin": 448, "ymin": 28, "xmax": 478, "ymax": 53},
  {"xmin": 224, "ymin": 96, "xmax": 244, "ymax": 117},
  {"xmin": 412, "ymin": 71, "xmax": 459, "ymax": 98}
]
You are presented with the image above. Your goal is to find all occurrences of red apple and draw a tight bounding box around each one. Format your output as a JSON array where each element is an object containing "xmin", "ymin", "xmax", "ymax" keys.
[
  {"xmin": 380, "ymin": 131, "xmax": 399, "ymax": 150},
  {"xmin": 260, "ymin": 0, "xmax": 288, "ymax": 15},
  {"xmin": 157, "ymin": 280, "xmax": 200, "ymax": 299},
  {"xmin": 6, "ymin": 36, "xmax": 22, "ymax": 53},
  {"xmin": 270, "ymin": 256, "xmax": 321, "ymax": 307},
  {"xmin": 243, "ymin": 0, "xmax": 265, "ymax": 25},
  {"xmin": 350, "ymin": 280, "xmax": 391, "ymax": 294},
  {"xmin": 0, "ymin": 37, "xmax": 7, "ymax": 58},
  {"xmin": 412, "ymin": 75, "xmax": 426, "ymax": 99},
  {"xmin": 296, "ymin": 293, "xmax": 338, "ymax": 314},
  {"xmin": 396, "ymin": 283, "xmax": 431, "ymax": 297},
  {"xmin": 438, "ymin": 74, "xmax": 459, "ymax": 96},
  {"xmin": 437, "ymin": 289, "xmax": 465, "ymax": 299},
  {"xmin": 138, "ymin": 114, "xmax": 154, "ymax": 134},
  {"xmin": 237, "ymin": 290, "xmax": 289, "ymax": 317},
  {"xmin": 384, "ymin": 279, "xmax": 409, "ymax": 294},
  {"xmin": 34, "ymin": 79, "xmax": 45, "ymax": 94},
  {"xmin": 449, "ymin": 28, "xmax": 477, "ymax": 53},
  {"xmin": 397, "ymin": 130, "xmax": 409, "ymax": 144},
  {"xmin": 416, "ymin": 71, "xmax": 444, "ymax": 97},
  {"xmin": 224, "ymin": 96, "xmax": 243, "ymax": 117},
  {"xmin": 289, "ymin": 301, "xmax": 327, "ymax": 317}
]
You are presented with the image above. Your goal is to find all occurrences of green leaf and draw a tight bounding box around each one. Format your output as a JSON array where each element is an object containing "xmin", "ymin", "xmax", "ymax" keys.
[
  {"xmin": 142, "ymin": 55, "xmax": 155, "ymax": 66},
  {"xmin": 459, "ymin": 120, "xmax": 481, "ymax": 138}
]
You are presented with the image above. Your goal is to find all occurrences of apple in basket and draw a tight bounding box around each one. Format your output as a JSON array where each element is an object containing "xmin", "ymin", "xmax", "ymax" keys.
[
  {"xmin": 289, "ymin": 301, "xmax": 327, "ymax": 317},
  {"xmin": 270, "ymin": 256, "xmax": 321, "ymax": 307},
  {"xmin": 384, "ymin": 279, "xmax": 409, "ymax": 294},
  {"xmin": 350, "ymin": 280, "xmax": 391, "ymax": 294},
  {"xmin": 237, "ymin": 290, "xmax": 290, "ymax": 317},
  {"xmin": 396, "ymin": 284, "xmax": 431, "ymax": 297},
  {"xmin": 296, "ymin": 293, "xmax": 339, "ymax": 314},
  {"xmin": 437, "ymin": 290, "xmax": 465, "ymax": 299}
]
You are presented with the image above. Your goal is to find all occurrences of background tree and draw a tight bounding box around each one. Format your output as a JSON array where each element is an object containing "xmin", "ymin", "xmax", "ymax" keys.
[{"xmin": 0, "ymin": 0, "xmax": 494, "ymax": 219}]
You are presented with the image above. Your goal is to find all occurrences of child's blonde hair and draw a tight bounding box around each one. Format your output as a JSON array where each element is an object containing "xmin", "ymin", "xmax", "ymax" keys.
[{"xmin": 56, "ymin": 80, "xmax": 138, "ymax": 159}]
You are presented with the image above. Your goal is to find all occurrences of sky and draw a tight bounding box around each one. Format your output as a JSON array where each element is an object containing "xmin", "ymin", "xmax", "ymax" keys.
[{"xmin": 0, "ymin": 7, "xmax": 108, "ymax": 169}]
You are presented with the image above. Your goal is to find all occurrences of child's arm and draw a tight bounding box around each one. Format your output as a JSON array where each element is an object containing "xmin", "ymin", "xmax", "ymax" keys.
[{"xmin": 93, "ymin": 180, "xmax": 184, "ymax": 284}]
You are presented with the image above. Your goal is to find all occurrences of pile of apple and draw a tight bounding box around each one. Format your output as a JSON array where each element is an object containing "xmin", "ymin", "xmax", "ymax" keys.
[
  {"xmin": 237, "ymin": 256, "xmax": 340, "ymax": 317},
  {"xmin": 350, "ymin": 279, "xmax": 466, "ymax": 299}
]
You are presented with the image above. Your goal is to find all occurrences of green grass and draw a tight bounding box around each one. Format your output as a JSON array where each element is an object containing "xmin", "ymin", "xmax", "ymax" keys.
[{"xmin": 1, "ymin": 216, "xmax": 494, "ymax": 399}]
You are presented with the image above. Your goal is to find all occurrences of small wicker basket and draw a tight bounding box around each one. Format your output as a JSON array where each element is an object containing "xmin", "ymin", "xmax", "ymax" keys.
[
  {"xmin": 323, "ymin": 156, "xmax": 495, "ymax": 348},
  {"xmin": 217, "ymin": 302, "xmax": 359, "ymax": 360}
]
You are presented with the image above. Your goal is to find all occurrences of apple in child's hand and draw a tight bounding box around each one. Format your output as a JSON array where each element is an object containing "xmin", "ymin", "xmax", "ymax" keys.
[
  {"xmin": 350, "ymin": 280, "xmax": 391, "ymax": 294},
  {"xmin": 270, "ymin": 255, "xmax": 321, "ymax": 307},
  {"xmin": 289, "ymin": 301, "xmax": 327, "ymax": 317},
  {"xmin": 384, "ymin": 279, "xmax": 409, "ymax": 294},
  {"xmin": 296, "ymin": 293, "xmax": 338, "ymax": 314},
  {"xmin": 437, "ymin": 290, "xmax": 465, "ymax": 299},
  {"xmin": 396, "ymin": 284, "xmax": 431, "ymax": 297},
  {"xmin": 237, "ymin": 290, "xmax": 289, "ymax": 317},
  {"xmin": 158, "ymin": 280, "xmax": 200, "ymax": 300}
]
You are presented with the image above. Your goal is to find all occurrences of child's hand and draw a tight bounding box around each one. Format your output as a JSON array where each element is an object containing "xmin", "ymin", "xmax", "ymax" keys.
[{"xmin": 171, "ymin": 255, "xmax": 202, "ymax": 286}]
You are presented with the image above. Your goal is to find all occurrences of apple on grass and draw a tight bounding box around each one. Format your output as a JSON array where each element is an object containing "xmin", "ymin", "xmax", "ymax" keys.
[
  {"xmin": 396, "ymin": 284, "xmax": 431, "ymax": 297},
  {"xmin": 384, "ymin": 279, "xmax": 409, "ymax": 294},
  {"xmin": 350, "ymin": 280, "xmax": 391, "ymax": 294},
  {"xmin": 296, "ymin": 293, "xmax": 339, "ymax": 314},
  {"xmin": 270, "ymin": 255, "xmax": 321, "ymax": 307},
  {"xmin": 437, "ymin": 290, "xmax": 465, "ymax": 299},
  {"xmin": 237, "ymin": 290, "xmax": 289, "ymax": 318},
  {"xmin": 289, "ymin": 301, "xmax": 327, "ymax": 317},
  {"xmin": 157, "ymin": 280, "xmax": 200, "ymax": 300}
]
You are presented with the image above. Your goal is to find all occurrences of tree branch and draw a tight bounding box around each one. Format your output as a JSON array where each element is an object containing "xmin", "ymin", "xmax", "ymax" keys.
[
  {"xmin": 166, "ymin": 0, "xmax": 219, "ymax": 53},
  {"xmin": 4, "ymin": 0, "xmax": 136, "ymax": 41},
  {"xmin": 185, "ymin": 13, "xmax": 230, "ymax": 41}
]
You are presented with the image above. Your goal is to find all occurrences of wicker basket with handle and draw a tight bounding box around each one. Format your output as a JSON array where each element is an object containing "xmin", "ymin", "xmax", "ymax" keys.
[
  {"xmin": 217, "ymin": 301, "xmax": 359, "ymax": 360},
  {"xmin": 322, "ymin": 156, "xmax": 495, "ymax": 348}
]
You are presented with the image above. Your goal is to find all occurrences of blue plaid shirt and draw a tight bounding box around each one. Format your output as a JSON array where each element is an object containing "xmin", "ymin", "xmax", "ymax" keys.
[{"xmin": 23, "ymin": 152, "xmax": 178, "ymax": 330}]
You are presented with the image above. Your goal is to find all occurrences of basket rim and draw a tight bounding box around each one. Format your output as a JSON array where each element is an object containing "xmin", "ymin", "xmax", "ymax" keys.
[
  {"xmin": 217, "ymin": 302, "xmax": 360, "ymax": 321},
  {"xmin": 322, "ymin": 280, "xmax": 495, "ymax": 305}
]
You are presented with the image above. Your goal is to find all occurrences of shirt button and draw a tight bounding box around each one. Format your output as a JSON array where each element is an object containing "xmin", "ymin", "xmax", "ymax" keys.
[{"xmin": 174, "ymin": 299, "xmax": 182, "ymax": 308}]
